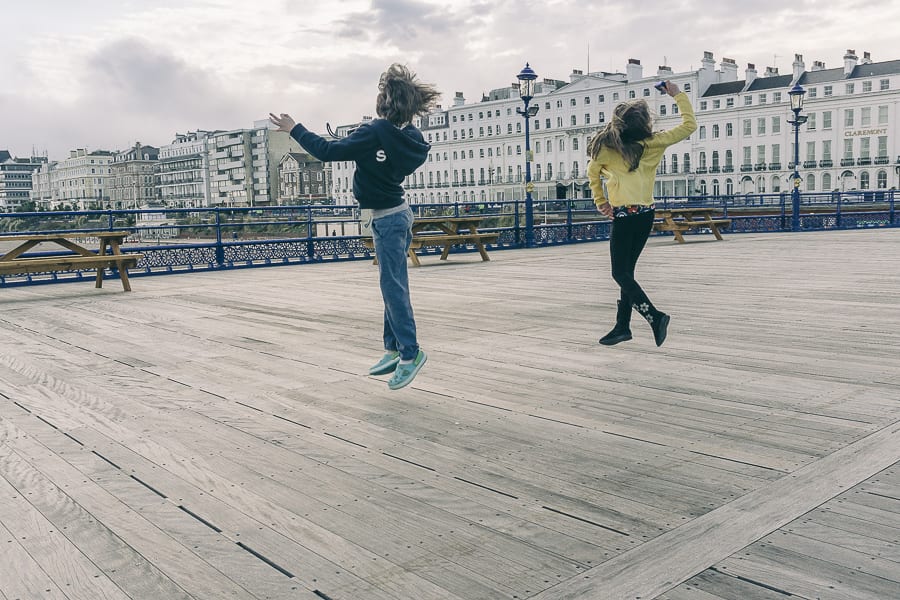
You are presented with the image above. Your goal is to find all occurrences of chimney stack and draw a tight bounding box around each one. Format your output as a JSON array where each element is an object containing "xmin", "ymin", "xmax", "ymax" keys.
[
  {"xmin": 745, "ymin": 63, "xmax": 758, "ymax": 84},
  {"xmin": 453, "ymin": 91, "xmax": 465, "ymax": 106},
  {"xmin": 764, "ymin": 66, "xmax": 779, "ymax": 77},
  {"xmin": 811, "ymin": 60, "xmax": 826, "ymax": 72},
  {"xmin": 720, "ymin": 57, "xmax": 738, "ymax": 82},
  {"xmin": 861, "ymin": 51, "xmax": 872, "ymax": 65},
  {"xmin": 626, "ymin": 58, "xmax": 642, "ymax": 81},
  {"xmin": 792, "ymin": 53, "xmax": 805, "ymax": 81},
  {"xmin": 843, "ymin": 49, "xmax": 858, "ymax": 76}
]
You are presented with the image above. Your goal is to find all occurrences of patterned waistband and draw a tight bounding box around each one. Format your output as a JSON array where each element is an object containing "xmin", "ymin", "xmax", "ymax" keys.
[{"xmin": 613, "ymin": 204, "xmax": 655, "ymax": 218}]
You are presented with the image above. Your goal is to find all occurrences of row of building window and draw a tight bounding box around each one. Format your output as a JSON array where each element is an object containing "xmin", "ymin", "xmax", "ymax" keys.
[
  {"xmin": 809, "ymin": 79, "xmax": 891, "ymax": 98},
  {"xmin": 432, "ymin": 106, "xmax": 684, "ymax": 144},
  {"xmin": 692, "ymin": 169, "xmax": 892, "ymax": 195},
  {"xmin": 698, "ymin": 80, "xmax": 891, "ymax": 111},
  {"xmin": 428, "ymin": 103, "xmax": 891, "ymax": 149},
  {"xmin": 449, "ymin": 85, "xmax": 694, "ymax": 125}
]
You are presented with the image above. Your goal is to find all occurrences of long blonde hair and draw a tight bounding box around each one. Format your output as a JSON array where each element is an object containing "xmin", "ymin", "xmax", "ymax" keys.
[
  {"xmin": 587, "ymin": 99, "xmax": 653, "ymax": 171},
  {"xmin": 375, "ymin": 64, "xmax": 440, "ymax": 126}
]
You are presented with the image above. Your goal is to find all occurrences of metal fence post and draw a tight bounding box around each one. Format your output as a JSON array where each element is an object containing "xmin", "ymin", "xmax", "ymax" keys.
[
  {"xmin": 306, "ymin": 205, "xmax": 315, "ymax": 259},
  {"xmin": 888, "ymin": 190, "xmax": 894, "ymax": 225},
  {"xmin": 779, "ymin": 193, "xmax": 786, "ymax": 230},
  {"xmin": 834, "ymin": 190, "xmax": 842, "ymax": 228},
  {"xmin": 214, "ymin": 208, "xmax": 225, "ymax": 267},
  {"xmin": 513, "ymin": 199, "xmax": 522, "ymax": 246}
]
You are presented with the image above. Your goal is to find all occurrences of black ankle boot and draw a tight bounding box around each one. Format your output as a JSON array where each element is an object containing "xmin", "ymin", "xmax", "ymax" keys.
[
  {"xmin": 599, "ymin": 301, "xmax": 632, "ymax": 346},
  {"xmin": 634, "ymin": 301, "xmax": 670, "ymax": 347}
]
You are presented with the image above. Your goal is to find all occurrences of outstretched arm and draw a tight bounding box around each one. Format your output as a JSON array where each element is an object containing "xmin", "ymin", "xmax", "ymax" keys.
[
  {"xmin": 645, "ymin": 83, "xmax": 697, "ymax": 148},
  {"xmin": 269, "ymin": 112, "xmax": 377, "ymax": 162}
]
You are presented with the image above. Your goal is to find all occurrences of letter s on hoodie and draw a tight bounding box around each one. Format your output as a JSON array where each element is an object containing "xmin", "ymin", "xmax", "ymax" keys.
[{"xmin": 376, "ymin": 150, "xmax": 387, "ymax": 162}]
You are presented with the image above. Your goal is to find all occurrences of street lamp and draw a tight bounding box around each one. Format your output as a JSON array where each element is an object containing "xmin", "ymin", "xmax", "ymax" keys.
[
  {"xmin": 516, "ymin": 63, "xmax": 539, "ymax": 247},
  {"xmin": 787, "ymin": 83, "xmax": 808, "ymax": 232}
]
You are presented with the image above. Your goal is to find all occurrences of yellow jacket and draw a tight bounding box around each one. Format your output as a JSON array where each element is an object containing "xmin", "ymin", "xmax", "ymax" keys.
[{"xmin": 588, "ymin": 92, "xmax": 696, "ymax": 208}]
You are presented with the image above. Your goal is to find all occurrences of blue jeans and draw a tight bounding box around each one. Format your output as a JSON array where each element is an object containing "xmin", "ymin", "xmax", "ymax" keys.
[{"xmin": 371, "ymin": 207, "xmax": 419, "ymax": 360}]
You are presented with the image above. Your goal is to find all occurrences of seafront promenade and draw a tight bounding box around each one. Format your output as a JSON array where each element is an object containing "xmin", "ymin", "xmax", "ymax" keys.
[{"xmin": 1, "ymin": 228, "xmax": 898, "ymax": 599}]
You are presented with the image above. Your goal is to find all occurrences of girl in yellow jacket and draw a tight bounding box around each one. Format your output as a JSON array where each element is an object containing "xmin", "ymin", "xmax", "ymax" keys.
[{"xmin": 587, "ymin": 81, "xmax": 696, "ymax": 347}]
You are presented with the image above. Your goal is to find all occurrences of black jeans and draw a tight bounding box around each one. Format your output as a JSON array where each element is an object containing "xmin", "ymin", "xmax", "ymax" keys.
[{"xmin": 609, "ymin": 210, "xmax": 655, "ymax": 311}]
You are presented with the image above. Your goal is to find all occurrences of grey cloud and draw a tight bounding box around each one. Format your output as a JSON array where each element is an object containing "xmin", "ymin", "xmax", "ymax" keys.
[
  {"xmin": 2, "ymin": 37, "xmax": 264, "ymax": 157},
  {"xmin": 335, "ymin": 0, "xmax": 470, "ymax": 44},
  {"xmin": 86, "ymin": 38, "xmax": 232, "ymax": 116}
]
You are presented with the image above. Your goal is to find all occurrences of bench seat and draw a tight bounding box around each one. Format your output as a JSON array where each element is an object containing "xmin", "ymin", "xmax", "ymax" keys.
[
  {"xmin": 362, "ymin": 232, "xmax": 499, "ymax": 265},
  {"xmin": 654, "ymin": 218, "xmax": 732, "ymax": 231},
  {"xmin": 0, "ymin": 254, "xmax": 144, "ymax": 290},
  {"xmin": 409, "ymin": 232, "xmax": 500, "ymax": 248}
]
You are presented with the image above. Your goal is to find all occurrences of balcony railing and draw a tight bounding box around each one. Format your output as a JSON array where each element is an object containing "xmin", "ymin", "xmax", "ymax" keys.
[
  {"xmin": 803, "ymin": 161, "xmax": 817, "ymax": 169},
  {"xmin": 722, "ymin": 165, "xmax": 734, "ymax": 172},
  {"xmin": 857, "ymin": 157, "xmax": 872, "ymax": 166},
  {"xmin": 740, "ymin": 164, "xmax": 753, "ymax": 172},
  {"xmin": 819, "ymin": 160, "xmax": 833, "ymax": 168},
  {"xmin": 768, "ymin": 163, "xmax": 782, "ymax": 170},
  {"xmin": 874, "ymin": 156, "xmax": 889, "ymax": 165},
  {"xmin": 840, "ymin": 158, "xmax": 855, "ymax": 166},
  {"xmin": 695, "ymin": 167, "xmax": 708, "ymax": 174},
  {"xmin": 754, "ymin": 163, "xmax": 767, "ymax": 171}
]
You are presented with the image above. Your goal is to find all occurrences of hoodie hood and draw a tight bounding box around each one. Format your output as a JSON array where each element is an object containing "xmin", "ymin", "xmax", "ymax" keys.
[{"xmin": 372, "ymin": 119, "xmax": 430, "ymax": 177}]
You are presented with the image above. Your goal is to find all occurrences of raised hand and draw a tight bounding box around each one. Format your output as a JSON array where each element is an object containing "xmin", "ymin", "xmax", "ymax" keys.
[{"xmin": 269, "ymin": 113, "xmax": 296, "ymax": 133}]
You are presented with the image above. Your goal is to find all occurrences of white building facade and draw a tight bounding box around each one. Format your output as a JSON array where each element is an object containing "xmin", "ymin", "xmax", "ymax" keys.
[
  {"xmin": 330, "ymin": 50, "xmax": 900, "ymax": 205},
  {"xmin": 690, "ymin": 50, "xmax": 898, "ymax": 198},
  {"xmin": 157, "ymin": 131, "xmax": 214, "ymax": 208},
  {"xmin": 31, "ymin": 149, "xmax": 114, "ymax": 210},
  {"xmin": 0, "ymin": 151, "xmax": 46, "ymax": 211}
]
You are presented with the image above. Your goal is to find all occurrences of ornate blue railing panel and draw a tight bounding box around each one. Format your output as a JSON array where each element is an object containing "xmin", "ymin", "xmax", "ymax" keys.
[{"xmin": 0, "ymin": 193, "xmax": 895, "ymax": 287}]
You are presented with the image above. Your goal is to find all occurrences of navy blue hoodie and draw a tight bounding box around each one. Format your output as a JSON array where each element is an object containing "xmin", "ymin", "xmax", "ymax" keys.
[{"xmin": 289, "ymin": 119, "xmax": 430, "ymax": 209}]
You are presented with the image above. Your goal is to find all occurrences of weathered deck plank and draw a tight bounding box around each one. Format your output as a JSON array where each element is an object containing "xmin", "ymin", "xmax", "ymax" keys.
[{"xmin": 0, "ymin": 228, "xmax": 898, "ymax": 600}]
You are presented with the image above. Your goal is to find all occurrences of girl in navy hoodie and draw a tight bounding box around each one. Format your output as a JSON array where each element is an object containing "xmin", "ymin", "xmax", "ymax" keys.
[{"xmin": 270, "ymin": 64, "xmax": 439, "ymax": 390}]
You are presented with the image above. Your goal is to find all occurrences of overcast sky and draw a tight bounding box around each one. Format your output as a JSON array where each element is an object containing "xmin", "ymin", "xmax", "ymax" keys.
[{"xmin": 2, "ymin": 0, "xmax": 899, "ymax": 160}]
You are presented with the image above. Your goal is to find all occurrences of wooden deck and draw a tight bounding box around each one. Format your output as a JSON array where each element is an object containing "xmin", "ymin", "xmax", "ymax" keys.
[{"xmin": 1, "ymin": 228, "xmax": 898, "ymax": 600}]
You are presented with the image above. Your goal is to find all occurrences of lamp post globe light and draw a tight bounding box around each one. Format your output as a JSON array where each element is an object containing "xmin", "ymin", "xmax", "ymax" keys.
[
  {"xmin": 787, "ymin": 83, "xmax": 808, "ymax": 232},
  {"xmin": 516, "ymin": 63, "xmax": 539, "ymax": 247}
]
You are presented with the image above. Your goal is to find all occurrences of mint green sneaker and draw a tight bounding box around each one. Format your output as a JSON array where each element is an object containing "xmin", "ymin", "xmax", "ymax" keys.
[
  {"xmin": 369, "ymin": 351, "xmax": 400, "ymax": 376},
  {"xmin": 387, "ymin": 350, "xmax": 427, "ymax": 390}
]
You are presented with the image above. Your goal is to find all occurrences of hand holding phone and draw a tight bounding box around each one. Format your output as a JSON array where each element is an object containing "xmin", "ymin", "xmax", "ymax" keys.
[{"xmin": 654, "ymin": 81, "xmax": 668, "ymax": 94}]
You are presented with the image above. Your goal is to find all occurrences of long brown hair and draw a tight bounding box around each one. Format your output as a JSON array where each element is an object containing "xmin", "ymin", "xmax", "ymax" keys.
[
  {"xmin": 376, "ymin": 64, "xmax": 440, "ymax": 126},
  {"xmin": 587, "ymin": 99, "xmax": 653, "ymax": 171}
]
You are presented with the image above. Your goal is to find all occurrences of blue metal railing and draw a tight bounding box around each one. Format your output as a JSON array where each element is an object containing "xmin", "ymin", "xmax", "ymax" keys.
[{"xmin": 0, "ymin": 191, "xmax": 895, "ymax": 287}]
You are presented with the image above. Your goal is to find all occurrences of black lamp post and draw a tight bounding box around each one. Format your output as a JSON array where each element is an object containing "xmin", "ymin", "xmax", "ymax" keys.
[
  {"xmin": 516, "ymin": 63, "xmax": 539, "ymax": 247},
  {"xmin": 787, "ymin": 83, "xmax": 808, "ymax": 232}
]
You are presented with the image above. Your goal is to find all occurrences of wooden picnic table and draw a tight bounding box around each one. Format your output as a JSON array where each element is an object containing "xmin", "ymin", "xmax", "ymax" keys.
[
  {"xmin": 364, "ymin": 215, "xmax": 499, "ymax": 266},
  {"xmin": 0, "ymin": 231, "xmax": 143, "ymax": 291},
  {"xmin": 653, "ymin": 207, "xmax": 732, "ymax": 243}
]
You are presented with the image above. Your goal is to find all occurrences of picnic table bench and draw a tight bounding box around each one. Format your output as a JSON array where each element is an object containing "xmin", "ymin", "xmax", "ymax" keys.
[
  {"xmin": 0, "ymin": 231, "xmax": 143, "ymax": 291},
  {"xmin": 653, "ymin": 207, "xmax": 732, "ymax": 243},
  {"xmin": 363, "ymin": 216, "xmax": 499, "ymax": 266}
]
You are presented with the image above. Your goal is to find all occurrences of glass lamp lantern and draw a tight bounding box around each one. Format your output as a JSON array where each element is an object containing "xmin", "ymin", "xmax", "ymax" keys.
[
  {"xmin": 517, "ymin": 63, "xmax": 538, "ymax": 100},
  {"xmin": 788, "ymin": 83, "xmax": 806, "ymax": 111}
]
